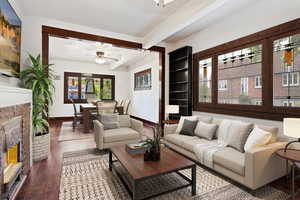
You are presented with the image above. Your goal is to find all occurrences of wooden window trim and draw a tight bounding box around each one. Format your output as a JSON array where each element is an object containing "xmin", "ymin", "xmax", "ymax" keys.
[
  {"xmin": 193, "ymin": 18, "xmax": 300, "ymax": 121},
  {"xmin": 64, "ymin": 72, "xmax": 115, "ymax": 104}
]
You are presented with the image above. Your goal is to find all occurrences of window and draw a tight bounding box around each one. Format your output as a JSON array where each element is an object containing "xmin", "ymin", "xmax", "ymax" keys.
[
  {"xmin": 282, "ymin": 72, "xmax": 299, "ymax": 87},
  {"xmin": 193, "ymin": 19, "xmax": 300, "ymax": 120},
  {"xmin": 241, "ymin": 77, "xmax": 248, "ymax": 95},
  {"xmin": 218, "ymin": 44, "xmax": 262, "ymax": 105},
  {"xmin": 218, "ymin": 80, "xmax": 228, "ymax": 91},
  {"xmin": 199, "ymin": 58, "xmax": 212, "ymax": 103},
  {"xmin": 273, "ymin": 33, "xmax": 300, "ymax": 107},
  {"xmin": 255, "ymin": 76, "xmax": 262, "ymax": 88},
  {"xmin": 64, "ymin": 72, "xmax": 115, "ymax": 103}
]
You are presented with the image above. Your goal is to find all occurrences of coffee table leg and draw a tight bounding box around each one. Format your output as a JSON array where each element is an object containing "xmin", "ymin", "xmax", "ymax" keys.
[
  {"xmin": 132, "ymin": 180, "xmax": 136, "ymax": 200},
  {"xmin": 192, "ymin": 165, "xmax": 196, "ymax": 196},
  {"xmin": 109, "ymin": 150, "xmax": 112, "ymax": 171}
]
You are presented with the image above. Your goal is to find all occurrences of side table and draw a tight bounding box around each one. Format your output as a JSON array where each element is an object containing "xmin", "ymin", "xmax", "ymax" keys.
[{"xmin": 276, "ymin": 149, "xmax": 300, "ymax": 200}]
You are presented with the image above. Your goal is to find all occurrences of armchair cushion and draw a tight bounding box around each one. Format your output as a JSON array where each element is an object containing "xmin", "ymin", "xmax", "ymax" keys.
[
  {"xmin": 130, "ymin": 118, "xmax": 143, "ymax": 134},
  {"xmin": 103, "ymin": 128, "xmax": 140, "ymax": 143},
  {"xmin": 98, "ymin": 114, "xmax": 120, "ymax": 130}
]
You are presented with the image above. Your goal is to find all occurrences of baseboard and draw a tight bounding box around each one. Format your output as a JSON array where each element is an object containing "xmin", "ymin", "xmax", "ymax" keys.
[
  {"xmin": 49, "ymin": 116, "xmax": 73, "ymax": 121},
  {"xmin": 130, "ymin": 115, "xmax": 157, "ymax": 127}
]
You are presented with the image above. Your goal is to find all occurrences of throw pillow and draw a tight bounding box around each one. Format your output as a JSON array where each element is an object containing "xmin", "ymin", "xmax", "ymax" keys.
[
  {"xmin": 194, "ymin": 121, "xmax": 218, "ymax": 140},
  {"xmin": 227, "ymin": 121, "xmax": 253, "ymax": 153},
  {"xmin": 244, "ymin": 126, "xmax": 272, "ymax": 152},
  {"xmin": 256, "ymin": 125, "xmax": 278, "ymax": 144},
  {"xmin": 118, "ymin": 115, "xmax": 131, "ymax": 128},
  {"xmin": 217, "ymin": 119, "xmax": 233, "ymax": 145},
  {"xmin": 179, "ymin": 119, "xmax": 198, "ymax": 136},
  {"xmin": 99, "ymin": 114, "xmax": 120, "ymax": 130},
  {"xmin": 175, "ymin": 116, "xmax": 198, "ymax": 133}
]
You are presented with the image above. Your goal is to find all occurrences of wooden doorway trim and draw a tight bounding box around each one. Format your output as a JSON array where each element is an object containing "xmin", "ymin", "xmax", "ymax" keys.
[{"xmin": 42, "ymin": 26, "xmax": 166, "ymax": 123}]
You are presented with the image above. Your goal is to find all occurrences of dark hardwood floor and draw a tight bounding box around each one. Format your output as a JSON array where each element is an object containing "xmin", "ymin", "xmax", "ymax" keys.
[{"xmin": 16, "ymin": 119, "xmax": 300, "ymax": 200}]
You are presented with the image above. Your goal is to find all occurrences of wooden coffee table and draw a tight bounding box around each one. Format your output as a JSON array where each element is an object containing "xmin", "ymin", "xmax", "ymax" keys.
[{"xmin": 109, "ymin": 145, "xmax": 196, "ymax": 200}]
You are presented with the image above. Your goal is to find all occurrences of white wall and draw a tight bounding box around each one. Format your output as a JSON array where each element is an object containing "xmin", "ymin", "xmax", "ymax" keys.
[
  {"xmin": 166, "ymin": 0, "xmax": 300, "ymax": 135},
  {"xmin": 129, "ymin": 53, "xmax": 160, "ymax": 123},
  {"xmin": 49, "ymin": 58, "xmax": 130, "ymax": 117},
  {"xmin": 0, "ymin": 0, "xmax": 24, "ymax": 87}
]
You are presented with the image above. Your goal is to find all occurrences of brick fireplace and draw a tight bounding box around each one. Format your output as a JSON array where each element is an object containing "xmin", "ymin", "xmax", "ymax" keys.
[{"xmin": 0, "ymin": 87, "xmax": 32, "ymax": 200}]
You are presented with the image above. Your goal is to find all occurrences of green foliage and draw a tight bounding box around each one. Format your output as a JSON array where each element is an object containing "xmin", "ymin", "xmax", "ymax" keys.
[
  {"xmin": 20, "ymin": 54, "xmax": 55, "ymax": 135},
  {"xmin": 144, "ymin": 125, "xmax": 162, "ymax": 152},
  {"xmin": 238, "ymin": 94, "xmax": 252, "ymax": 105}
]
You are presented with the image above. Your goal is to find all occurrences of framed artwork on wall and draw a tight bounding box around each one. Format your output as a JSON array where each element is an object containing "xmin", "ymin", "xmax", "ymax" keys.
[
  {"xmin": 134, "ymin": 68, "xmax": 152, "ymax": 90},
  {"xmin": 0, "ymin": 0, "xmax": 22, "ymax": 77}
]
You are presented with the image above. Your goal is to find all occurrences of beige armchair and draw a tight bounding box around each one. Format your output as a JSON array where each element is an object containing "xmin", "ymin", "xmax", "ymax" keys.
[{"xmin": 93, "ymin": 115, "xmax": 143, "ymax": 150}]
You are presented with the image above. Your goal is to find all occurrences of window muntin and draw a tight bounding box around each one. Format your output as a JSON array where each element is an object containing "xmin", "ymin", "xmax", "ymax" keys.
[
  {"xmin": 273, "ymin": 33, "xmax": 300, "ymax": 107},
  {"xmin": 217, "ymin": 44, "xmax": 262, "ymax": 105},
  {"xmin": 199, "ymin": 58, "xmax": 212, "ymax": 103}
]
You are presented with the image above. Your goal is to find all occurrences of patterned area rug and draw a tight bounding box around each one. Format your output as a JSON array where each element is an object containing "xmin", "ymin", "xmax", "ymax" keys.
[
  {"xmin": 58, "ymin": 122, "xmax": 94, "ymax": 142},
  {"xmin": 59, "ymin": 149, "xmax": 289, "ymax": 200}
]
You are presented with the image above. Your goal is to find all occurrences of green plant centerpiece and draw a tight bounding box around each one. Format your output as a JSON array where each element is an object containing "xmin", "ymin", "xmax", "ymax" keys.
[
  {"xmin": 144, "ymin": 125, "xmax": 162, "ymax": 161},
  {"xmin": 19, "ymin": 54, "xmax": 55, "ymax": 161}
]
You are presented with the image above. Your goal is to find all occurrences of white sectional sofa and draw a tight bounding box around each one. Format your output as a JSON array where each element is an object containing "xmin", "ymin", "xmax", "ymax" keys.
[{"xmin": 162, "ymin": 115, "xmax": 287, "ymax": 190}]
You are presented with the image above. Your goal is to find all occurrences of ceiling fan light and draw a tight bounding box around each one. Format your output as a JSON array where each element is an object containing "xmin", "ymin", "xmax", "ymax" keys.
[
  {"xmin": 95, "ymin": 57, "xmax": 106, "ymax": 64},
  {"xmin": 153, "ymin": 0, "xmax": 175, "ymax": 6}
]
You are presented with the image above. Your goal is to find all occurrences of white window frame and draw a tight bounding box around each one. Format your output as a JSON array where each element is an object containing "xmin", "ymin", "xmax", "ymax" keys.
[
  {"xmin": 241, "ymin": 77, "xmax": 248, "ymax": 95},
  {"xmin": 218, "ymin": 80, "xmax": 228, "ymax": 91},
  {"xmin": 282, "ymin": 72, "xmax": 299, "ymax": 87},
  {"xmin": 255, "ymin": 76, "xmax": 262, "ymax": 89},
  {"xmin": 283, "ymin": 100, "xmax": 295, "ymax": 107}
]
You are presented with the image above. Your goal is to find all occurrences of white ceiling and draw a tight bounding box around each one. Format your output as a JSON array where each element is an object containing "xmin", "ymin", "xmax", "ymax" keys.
[
  {"xmin": 164, "ymin": 0, "xmax": 258, "ymax": 42},
  {"xmin": 21, "ymin": 0, "xmax": 260, "ymax": 45},
  {"xmin": 49, "ymin": 36, "xmax": 154, "ymax": 69},
  {"xmin": 20, "ymin": 0, "xmax": 192, "ymax": 37}
]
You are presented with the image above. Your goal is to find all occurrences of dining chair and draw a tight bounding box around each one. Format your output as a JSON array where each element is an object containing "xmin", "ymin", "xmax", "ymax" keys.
[
  {"xmin": 96, "ymin": 100, "xmax": 117, "ymax": 115},
  {"xmin": 123, "ymin": 99, "xmax": 131, "ymax": 115},
  {"xmin": 70, "ymin": 99, "xmax": 83, "ymax": 131}
]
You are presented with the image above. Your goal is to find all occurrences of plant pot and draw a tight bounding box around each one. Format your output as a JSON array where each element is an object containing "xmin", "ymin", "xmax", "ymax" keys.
[
  {"xmin": 32, "ymin": 133, "xmax": 50, "ymax": 162},
  {"xmin": 150, "ymin": 147, "xmax": 160, "ymax": 161}
]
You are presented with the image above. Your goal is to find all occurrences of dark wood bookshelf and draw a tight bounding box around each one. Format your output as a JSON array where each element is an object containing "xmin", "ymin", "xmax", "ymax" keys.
[{"xmin": 169, "ymin": 46, "xmax": 193, "ymax": 120}]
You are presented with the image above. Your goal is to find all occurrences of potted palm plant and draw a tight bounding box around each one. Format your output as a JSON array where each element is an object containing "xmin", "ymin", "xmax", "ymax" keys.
[{"xmin": 20, "ymin": 54, "xmax": 55, "ymax": 162}]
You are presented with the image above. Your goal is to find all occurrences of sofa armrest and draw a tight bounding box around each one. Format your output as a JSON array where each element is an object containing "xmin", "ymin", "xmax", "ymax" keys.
[
  {"xmin": 245, "ymin": 142, "xmax": 287, "ymax": 189},
  {"xmin": 163, "ymin": 124, "xmax": 178, "ymax": 137},
  {"xmin": 93, "ymin": 120, "xmax": 105, "ymax": 149},
  {"xmin": 130, "ymin": 118, "xmax": 144, "ymax": 136}
]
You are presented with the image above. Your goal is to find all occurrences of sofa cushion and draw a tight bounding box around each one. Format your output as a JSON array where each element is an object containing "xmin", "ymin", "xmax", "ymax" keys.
[
  {"xmin": 103, "ymin": 128, "xmax": 140, "ymax": 143},
  {"xmin": 227, "ymin": 121, "xmax": 253, "ymax": 153},
  {"xmin": 195, "ymin": 121, "xmax": 218, "ymax": 140},
  {"xmin": 164, "ymin": 134, "xmax": 196, "ymax": 148},
  {"xmin": 180, "ymin": 119, "xmax": 198, "ymax": 136},
  {"xmin": 256, "ymin": 125, "xmax": 278, "ymax": 144},
  {"xmin": 119, "ymin": 115, "xmax": 131, "ymax": 128},
  {"xmin": 181, "ymin": 138, "xmax": 211, "ymax": 152},
  {"xmin": 176, "ymin": 116, "xmax": 199, "ymax": 133},
  {"xmin": 213, "ymin": 147, "xmax": 245, "ymax": 176}
]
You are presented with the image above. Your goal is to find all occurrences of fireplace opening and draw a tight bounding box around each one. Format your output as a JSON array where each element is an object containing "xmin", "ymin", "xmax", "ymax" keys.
[{"xmin": 4, "ymin": 143, "xmax": 23, "ymax": 184}]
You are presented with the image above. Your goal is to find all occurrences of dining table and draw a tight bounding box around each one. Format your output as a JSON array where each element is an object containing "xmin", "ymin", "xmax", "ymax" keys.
[{"xmin": 80, "ymin": 103, "xmax": 125, "ymax": 133}]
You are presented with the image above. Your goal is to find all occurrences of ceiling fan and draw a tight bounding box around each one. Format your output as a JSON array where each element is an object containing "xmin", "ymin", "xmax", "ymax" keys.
[{"xmin": 95, "ymin": 51, "xmax": 119, "ymax": 64}]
